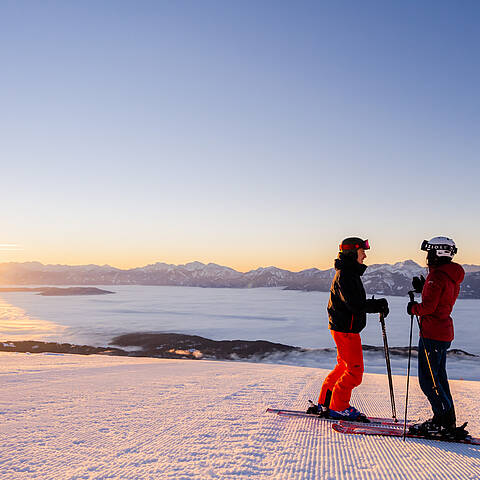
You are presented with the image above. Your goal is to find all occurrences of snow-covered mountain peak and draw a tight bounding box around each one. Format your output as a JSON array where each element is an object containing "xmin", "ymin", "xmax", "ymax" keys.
[
  {"xmin": 463, "ymin": 264, "xmax": 480, "ymax": 273},
  {"xmin": 182, "ymin": 261, "xmax": 207, "ymax": 271},
  {"xmin": 250, "ymin": 266, "xmax": 288, "ymax": 274},
  {"xmin": 138, "ymin": 262, "xmax": 174, "ymax": 272},
  {"xmin": 204, "ymin": 263, "xmax": 238, "ymax": 273},
  {"xmin": 367, "ymin": 260, "xmax": 423, "ymax": 277},
  {"xmin": 390, "ymin": 260, "xmax": 424, "ymax": 275}
]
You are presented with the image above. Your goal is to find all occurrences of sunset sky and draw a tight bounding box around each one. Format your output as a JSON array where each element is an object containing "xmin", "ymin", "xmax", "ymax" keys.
[{"xmin": 1, "ymin": 1, "xmax": 479, "ymax": 272}]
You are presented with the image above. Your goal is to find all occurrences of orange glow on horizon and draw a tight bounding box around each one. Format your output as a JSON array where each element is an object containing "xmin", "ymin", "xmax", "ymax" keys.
[
  {"xmin": 1, "ymin": 242, "xmax": 478, "ymax": 273},
  {"xmin": 0, "ymin": 252, "xmax": 464, "ymax": 273}
]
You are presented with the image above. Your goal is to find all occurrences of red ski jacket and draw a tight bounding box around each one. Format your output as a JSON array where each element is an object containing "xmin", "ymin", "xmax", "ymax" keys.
[{"xmin": 411, "ymin": 262, "xmax": 465, "ymax": 342}]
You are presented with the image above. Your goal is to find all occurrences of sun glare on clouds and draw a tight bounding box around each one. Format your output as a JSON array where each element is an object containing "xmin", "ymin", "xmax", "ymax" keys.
[{"xmin": 0, "ymin": 297, "xmax": 65, "ymax": 341}]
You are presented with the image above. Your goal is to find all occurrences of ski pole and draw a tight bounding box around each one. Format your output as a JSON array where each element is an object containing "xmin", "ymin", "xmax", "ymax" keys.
[
  {"xmin": 409, "ymin": 291, "xmax": 439, "ymax": 397},
  {"xmin": 379, "ymin": 312, "xmax": 397, "ymax": 422},
  {"xmin": 403, "ymin": 290, "xmax": 415, "ymax": 441}
]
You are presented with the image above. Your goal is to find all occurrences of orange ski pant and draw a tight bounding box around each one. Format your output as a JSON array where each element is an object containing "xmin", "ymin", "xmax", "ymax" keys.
[{"xmin": 318, "ymin": 330, "xmax": 364, "ymax": 411}]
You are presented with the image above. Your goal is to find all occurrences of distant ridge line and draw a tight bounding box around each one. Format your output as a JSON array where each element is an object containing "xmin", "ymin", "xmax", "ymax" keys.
[{"xmin": 1, "ymin": 260, "xmax": 480, "ymax": 298}]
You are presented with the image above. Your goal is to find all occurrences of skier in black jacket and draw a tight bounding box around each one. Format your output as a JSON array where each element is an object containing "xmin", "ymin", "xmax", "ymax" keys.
[{"xmin": 308, "ymin": 237, "xmax": 389, "ymax": 421}]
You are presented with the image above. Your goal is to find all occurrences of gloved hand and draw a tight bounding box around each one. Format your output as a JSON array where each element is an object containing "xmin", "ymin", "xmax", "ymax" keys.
[
  {"xmin": 377, "ymin": 298, "xmax": 389, "ymax": 318},
  {"xmin": 407, "ymin": 301, "xmax": 418, "ymax": 315},
  {"xmin": 412, "ymin": 275, "xmax": 425, "ymax": 294},
  {"xmin": 371, "ymin": 298, "xmax": 389, "ymax": 318}
]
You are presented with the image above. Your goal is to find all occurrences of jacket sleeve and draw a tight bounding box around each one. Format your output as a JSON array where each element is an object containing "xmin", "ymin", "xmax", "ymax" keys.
[
  {"xmin": 412, "ymin": 271, "xmax": 444, "ymax": 316},
  {"xmin": 337, "ymin": 273, "xmax": 368, "ymax": 314}
]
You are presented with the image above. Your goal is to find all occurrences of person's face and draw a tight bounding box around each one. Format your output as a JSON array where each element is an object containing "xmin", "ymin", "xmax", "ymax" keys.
[{"xmin": 357, "ymin": 248, "xmax": 367, "ymax": 264}]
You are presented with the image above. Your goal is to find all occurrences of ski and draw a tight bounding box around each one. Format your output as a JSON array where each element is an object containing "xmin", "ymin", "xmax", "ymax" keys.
[
  {"xmin": 266, "ymin": 408, "xmax": 407, "ymax": 426},
  {"xmin": 332, "ymin": 421, "xmax": 480, "ymax": 445}
]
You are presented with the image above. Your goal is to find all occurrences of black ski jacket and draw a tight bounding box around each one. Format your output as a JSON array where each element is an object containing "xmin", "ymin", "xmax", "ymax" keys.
[{"xmin": 327, "ymin": 255, "xmax": 379, "ymax": 333}]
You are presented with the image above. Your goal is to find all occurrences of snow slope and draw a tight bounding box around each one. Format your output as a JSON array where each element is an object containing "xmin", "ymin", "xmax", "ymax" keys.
[{"xmin": 1, "ymin": 352, "xmax": 479, "ymax": 479}]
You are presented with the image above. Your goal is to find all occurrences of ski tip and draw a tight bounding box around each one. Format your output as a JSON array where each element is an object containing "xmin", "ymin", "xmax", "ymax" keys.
[{"xmin": 331, "ymin": 423, "xmax": 346, "ymax": 433}]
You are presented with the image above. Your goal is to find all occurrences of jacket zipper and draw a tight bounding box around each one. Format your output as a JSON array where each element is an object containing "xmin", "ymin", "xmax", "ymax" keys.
[{"xmin": 350, "ymin": 314, "xmax": 354, "ymax": 331}]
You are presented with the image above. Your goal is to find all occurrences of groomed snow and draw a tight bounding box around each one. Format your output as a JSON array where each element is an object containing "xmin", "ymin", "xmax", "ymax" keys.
[{"xmin": 1, "ymin": 352, "xmax": 479, "ymax": 479}]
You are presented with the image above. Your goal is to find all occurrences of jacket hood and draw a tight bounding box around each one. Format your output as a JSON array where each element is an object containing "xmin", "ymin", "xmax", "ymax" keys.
[
  {"xmin": 432, "ymin": 261, "xmax": 465, "ymax": 284},
  {"xmin": 334, "ymin": 255, "xmax": 368, "ymax": 276}
]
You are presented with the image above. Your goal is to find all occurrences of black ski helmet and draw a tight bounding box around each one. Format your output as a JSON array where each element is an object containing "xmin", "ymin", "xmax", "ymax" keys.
[{"xmin": 339, "ymin": 237, "xmax": 370, "ymax": 258}]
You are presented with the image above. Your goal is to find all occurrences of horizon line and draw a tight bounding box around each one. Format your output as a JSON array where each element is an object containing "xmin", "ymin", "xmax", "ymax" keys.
[{"xmin": 0, "ymin": 258, "xmax": 436, "ymax": 274}]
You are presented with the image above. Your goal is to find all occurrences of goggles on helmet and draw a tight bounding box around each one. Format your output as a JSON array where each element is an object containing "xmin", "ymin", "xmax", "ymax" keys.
[
  {"xmin": 421, "ymin": 240, "xmax": 457, "ymax": 255},
  {"xmin": 339, "ymin": 239, "xmax": 370, "ymax": 251}
]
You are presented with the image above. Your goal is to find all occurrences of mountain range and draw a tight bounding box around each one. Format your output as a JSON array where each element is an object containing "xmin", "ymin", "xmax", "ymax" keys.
[{"xmin": 1, "ymin": 260, "xmax": 480, "ymax": 298}]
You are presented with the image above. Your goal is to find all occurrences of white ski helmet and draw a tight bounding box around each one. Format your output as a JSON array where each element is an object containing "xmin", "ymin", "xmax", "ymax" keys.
[{"xmin": 421, "ymin": 236, "xmax": 457, "ymax": 259}]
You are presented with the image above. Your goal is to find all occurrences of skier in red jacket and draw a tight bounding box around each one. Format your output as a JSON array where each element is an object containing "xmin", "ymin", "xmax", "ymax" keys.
[{"xmin": 407, "ymin": 236, "xmax": 465, "ymax": 437}]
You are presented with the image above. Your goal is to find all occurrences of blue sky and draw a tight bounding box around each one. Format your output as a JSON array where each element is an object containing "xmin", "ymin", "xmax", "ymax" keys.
[{"xmin": 1, "ymin": 1, "xmax": 479, "ymax": 270}]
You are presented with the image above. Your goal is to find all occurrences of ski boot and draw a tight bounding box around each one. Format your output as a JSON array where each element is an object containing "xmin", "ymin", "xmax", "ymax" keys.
[
  {"xmin": 328, "ymin": 406, "xmax": 370, "ymax": 423},
  {"xmin": 306, "ymin": 400, "xmax": 328, "ymax": 417},
  {"xmin": 437, "ymin": 408, "xmax": 469, "ymax": 441},
  {"xmin": 409, "ymin": 417, "xmax": 441, "ymax": 437},
  {"xmin": 450, "ymin": 422, "xmax": 469, "ymax": 440},
  {"xmin": 409, "ymin": 412, "xmax": 469, "ymax": 440}
]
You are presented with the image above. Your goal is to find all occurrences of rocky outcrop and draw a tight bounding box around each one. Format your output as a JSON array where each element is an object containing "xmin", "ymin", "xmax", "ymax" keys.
[{"xmin": 110, "ymin": 333, "xmax": 299, "ymax": 360}]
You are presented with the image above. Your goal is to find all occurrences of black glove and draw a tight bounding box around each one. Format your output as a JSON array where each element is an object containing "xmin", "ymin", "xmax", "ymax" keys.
[
  {"xmin": 407, "ymin": 301, "xmax": 418, "ymax": 315},
  {"xmin": 371, "ymin": 298, "xmax": 389, "ymax": 318},
  {"xmin": 377, "ymin": 298, "xmax": 389, "ymax": 318},
  {"xmin": 412, "ymin": 275, "xmax": 425, "ymax": 294}
]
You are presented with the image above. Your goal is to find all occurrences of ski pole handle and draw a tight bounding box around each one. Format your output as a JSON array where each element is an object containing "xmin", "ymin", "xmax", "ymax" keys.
[{"xmin": 408, "ymin": 290, "xmax": 415, "ymax": 302}]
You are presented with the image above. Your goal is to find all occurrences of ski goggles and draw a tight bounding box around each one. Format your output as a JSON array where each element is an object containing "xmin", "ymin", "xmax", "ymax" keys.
[
  {"xmin": 421, "ymin": 240, "xmax": 457, "ymax": 254},
  {"xmin": 339, "ymin": 239, "xmax": 370, "ymax": 251}
]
